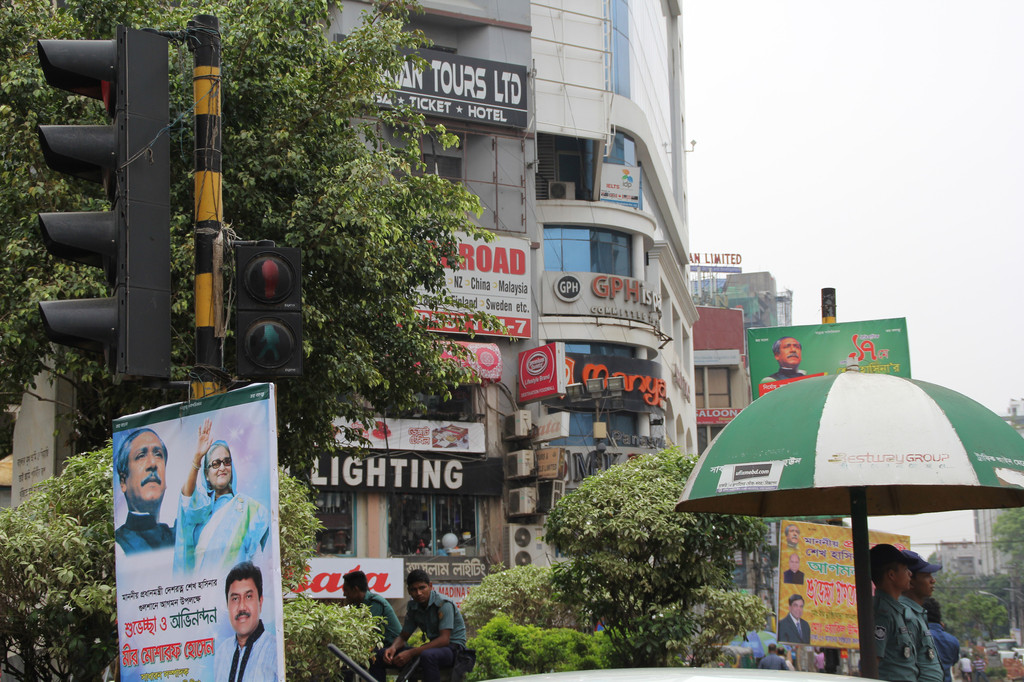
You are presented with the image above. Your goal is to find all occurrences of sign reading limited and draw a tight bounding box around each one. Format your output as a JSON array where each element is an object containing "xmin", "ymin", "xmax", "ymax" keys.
[{"xmin": 518, "ymin": 342, "xmax": 567, "ymax": 403}]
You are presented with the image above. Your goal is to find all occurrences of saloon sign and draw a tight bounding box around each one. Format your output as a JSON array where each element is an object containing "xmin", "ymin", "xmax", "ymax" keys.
[
  {"xmin": 383, "ymin": 48, "xmax": 528, "ymax": 128},
  {"xmin": 544, "ymin": 272, "xmax": 662, "ymax": 329},
  {"xmin": 696, "ymin": 407, "xmax": 742, "ymax": 425}
]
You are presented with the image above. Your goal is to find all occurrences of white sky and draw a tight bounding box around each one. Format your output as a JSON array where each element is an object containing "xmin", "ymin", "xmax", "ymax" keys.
[{"xmin": 682, "ymin": 1, "xmax": 1024, "ymax": 549}]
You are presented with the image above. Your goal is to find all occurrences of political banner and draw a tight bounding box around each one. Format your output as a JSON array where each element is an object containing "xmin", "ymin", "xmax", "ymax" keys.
[
  {"xmin": 776, "ymin": 520, "xmax": 910, "ymax": 649},
  {"xmin": 113, "ymin": 384, "xmax": 283, "ymax": 681},
  {"xmin": 748, "ymin": 317, "xmax": 910, "ymax": 398}
]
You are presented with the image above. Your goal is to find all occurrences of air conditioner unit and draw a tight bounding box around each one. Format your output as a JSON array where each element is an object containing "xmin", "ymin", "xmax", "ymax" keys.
[
  {"xmin": 535, "ymin": 480, "xmax": 565, "ymax": 514},
  {"xmin": 548, "ymin": 181, "xmax": 575, "ymax": 200},
  {"xmin": 509, "ymin": 487, "xmax": 537, "ymax": 515},
  {"xmin": 504, "ymin": 410, "xmax": 532, "ymax": 438},
  {"xmin": 505, "ymin": 449, "xmax": 535, "ymax": 479},
  {"xmin": 507, "ymin": 524, "xmax": 549, "ymax": 567}
]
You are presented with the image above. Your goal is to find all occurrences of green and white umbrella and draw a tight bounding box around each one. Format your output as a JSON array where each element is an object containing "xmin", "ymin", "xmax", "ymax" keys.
[{"xmin": 676, "ymin": 370, "xmax": 1024, "ymax": 678}]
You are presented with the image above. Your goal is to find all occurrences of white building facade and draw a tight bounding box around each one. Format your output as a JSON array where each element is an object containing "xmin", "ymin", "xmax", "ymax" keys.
[{"xmin": 305, "ymin": 0, "xmax": 697, "ymax": 600}]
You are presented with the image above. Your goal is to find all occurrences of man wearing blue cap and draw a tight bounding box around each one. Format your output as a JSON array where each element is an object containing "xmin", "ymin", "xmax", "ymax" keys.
[
  {"xmin": 900, "ymin": 550, "xmax": 943, "ymax": 682},
  {"xmin": 871, "ymin": 543, "xmax": 918, "ymax": 682}
]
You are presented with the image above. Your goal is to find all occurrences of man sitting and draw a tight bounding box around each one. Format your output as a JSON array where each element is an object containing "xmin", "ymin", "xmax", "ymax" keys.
[
  {"xmin": 342, "ymin": 570, "xmax": 401, "ymax": 682},
  {"xmin": 382, "ymin": 570, "xmax": 467, "ymax": 682}
]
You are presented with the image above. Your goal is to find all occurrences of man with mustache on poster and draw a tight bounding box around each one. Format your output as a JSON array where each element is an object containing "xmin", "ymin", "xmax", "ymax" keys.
[
  {"xmin": 214, "ymin": 561, "xmax": 277, "ymax": 682},
  {"xmin": 115, "ymin": 428, "xmax": 174, "ymax": 554}
]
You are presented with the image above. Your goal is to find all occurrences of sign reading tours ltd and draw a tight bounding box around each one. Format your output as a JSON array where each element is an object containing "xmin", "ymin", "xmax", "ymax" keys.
[
  {"xmin": 113, "ymin": 384, "xmax": 284, "ymax": 681},
  {"xmin": 382, "ymin": 48, "xmax": 528, "ymax": 128}
]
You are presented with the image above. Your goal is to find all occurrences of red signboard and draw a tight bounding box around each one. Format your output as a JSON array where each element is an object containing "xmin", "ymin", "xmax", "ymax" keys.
[
  {"xmin": 440, "ymin": 341, "xmax": 503, "ymax": 382},
  {"xmin": 518, "ymin": 342, "xmax": 566, "ymax": 402},
  {"xmin": 696, "ymin": 407, "xmax": 742, "ymax": 425}
]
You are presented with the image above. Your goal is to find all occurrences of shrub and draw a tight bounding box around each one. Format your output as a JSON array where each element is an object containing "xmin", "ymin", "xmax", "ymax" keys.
[
  {"xmin": 461, "ymin": 564, "xmax": 581, "ymax": 632},
  {"xmin": 466, "ymin": 614, "xmax": 611, "ymax": 681}
]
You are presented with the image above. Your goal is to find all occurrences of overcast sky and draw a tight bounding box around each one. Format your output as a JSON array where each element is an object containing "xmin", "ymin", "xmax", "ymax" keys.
[{"xmin": 682, "ymin": 1, "xmax": 1024, "ymax": 549}]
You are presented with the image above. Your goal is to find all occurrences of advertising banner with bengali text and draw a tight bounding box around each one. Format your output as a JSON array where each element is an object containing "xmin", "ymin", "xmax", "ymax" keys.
[
  {"xmin": 113, "ymin": 384, "xmax": 283, "ymax": 681},
  {"xmin": 776, "ymin": 520, "xmax": 910, "ymax": 650},
  {"xmin": 749, "ymin": 318, "xmax": 910, "ymax": 399}
]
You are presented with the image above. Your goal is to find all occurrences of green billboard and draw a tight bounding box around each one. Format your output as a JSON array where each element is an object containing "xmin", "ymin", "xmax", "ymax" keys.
[{"xmin": 748, "ymin": 317, "xmax": 911, "ymax": 398}]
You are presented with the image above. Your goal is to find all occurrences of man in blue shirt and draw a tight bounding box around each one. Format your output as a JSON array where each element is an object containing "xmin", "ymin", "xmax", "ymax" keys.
[
  {"xmin": 923, "ymin": 598, "xmax": 960, "ymax": 682},
  {"xmin": 757, "ymin": 643, "xmax": 788, "ymax": 670},
  {"xmin": 383, "ymin": 569, "xmax": 466, "ymax": 682}
]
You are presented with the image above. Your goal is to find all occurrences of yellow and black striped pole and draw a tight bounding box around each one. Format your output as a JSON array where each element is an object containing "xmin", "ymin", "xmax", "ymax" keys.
[{"xmin": 190, "ymin": 15, "xmax": 225, "ymax": 399}]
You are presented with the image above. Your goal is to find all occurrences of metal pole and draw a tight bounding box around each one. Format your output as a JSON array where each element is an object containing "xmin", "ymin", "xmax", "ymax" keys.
[
  {"xmin": 822, "ymin": 288, "xmax": 837, "ymax": 324},
  {"xmin": 189, "ymin": 14, "xmax": 225, "ymax": 399},
  {"xmin": 851, "ymin": 487, "xmax": 878, "ymax": 678}
]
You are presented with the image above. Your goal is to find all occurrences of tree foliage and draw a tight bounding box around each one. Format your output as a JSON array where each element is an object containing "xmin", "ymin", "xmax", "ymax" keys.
[
  {"xmin": 936, "ymin": 572, "xmax": 1011, "ymax": 643},
  {"xmin": 465, "ymin": 615, "xmax": 611, "ymax": 682},
  {"xmin": 0, "ymin": 0, "xmax": 497, "ymax": 468},
  {"xmin": 544, "ymin": 447, "xmax": 768, "ymax": 667},
  {"xmin": 460, "ymin": 564, "xmax": 583, "ymax": 632}
]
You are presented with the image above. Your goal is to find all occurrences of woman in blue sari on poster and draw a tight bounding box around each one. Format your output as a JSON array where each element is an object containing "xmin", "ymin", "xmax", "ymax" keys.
[{"xmin": 174, "ymin": 419, "xmax": 270, "ymax": 576}]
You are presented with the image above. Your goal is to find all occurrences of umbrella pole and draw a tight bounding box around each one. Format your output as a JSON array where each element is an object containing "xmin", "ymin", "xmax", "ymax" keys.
[{"xmin": 851, "ymin": 487, "xmax": 877, "ymax": 678}]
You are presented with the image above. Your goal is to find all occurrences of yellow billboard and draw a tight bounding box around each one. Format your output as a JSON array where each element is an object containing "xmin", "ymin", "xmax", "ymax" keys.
[{"xmin": 777, "ymin": 520, "xmax": 910, "ymax": 649}]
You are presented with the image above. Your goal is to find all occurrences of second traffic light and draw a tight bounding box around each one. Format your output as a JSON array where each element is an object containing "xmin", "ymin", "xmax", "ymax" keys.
[{"xmin": 236, "ymin": 245, "xmax": 303, "ymax": 378}]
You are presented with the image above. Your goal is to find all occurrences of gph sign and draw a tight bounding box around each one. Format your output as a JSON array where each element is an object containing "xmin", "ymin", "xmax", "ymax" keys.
[{"xmin": 292, "ymin": 557, "xmax": 404, "ymax": 599}]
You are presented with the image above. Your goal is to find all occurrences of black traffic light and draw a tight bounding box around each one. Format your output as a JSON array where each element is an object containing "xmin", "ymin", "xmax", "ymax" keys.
[
  {"xmin": 236, "ymin": 245, "xmax": 303, "ymax": 378},
  {"xmin": 36, "ymin": 26, "xmax": 171, "ymax": 378}
]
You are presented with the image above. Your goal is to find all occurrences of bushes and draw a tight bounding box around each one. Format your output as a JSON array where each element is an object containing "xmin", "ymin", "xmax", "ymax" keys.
[
  {"xmin": 461, "ymin": 564, "xmax": 581, "ymax": 631},
  {"xmin": 282, "ymin": 597, "xmax": 384, "ymax": 681},
  {"xmin": 466, "ymin": 615, "xmax": 611, "ymax": 681}
]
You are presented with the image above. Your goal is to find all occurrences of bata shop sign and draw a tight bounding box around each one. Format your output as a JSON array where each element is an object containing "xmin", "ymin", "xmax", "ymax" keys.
[
  {"xmin": 518, "ymin": 342, "xmax": 567, "ymax": 402},
  {"xmin": 418, "ymin": 234, "xmax": 532, "ymax": 339},
  {"xmin": 383, "ymin": 48, "xmax": 528, "ymax": 128},
  {"xmin": 542, "ymin": 271, "xmax": 662, "ymax": 329},
  {"xmin": 312, "ymin": 454, "xmax": 504, "ymax": 496},
  {"xmin": 293, "ymin": 557, "xmax": 405, "ymax": 599}
]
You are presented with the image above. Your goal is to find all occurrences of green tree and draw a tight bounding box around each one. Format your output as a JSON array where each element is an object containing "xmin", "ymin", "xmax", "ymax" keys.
[
  {"xmin": 460, "ymin": 564, "xmax": 582, "ymax": 632},
  {"xmin": 544, "ymin": 447, "xmax": 769, "ymax": 667},
  {"xmin": 937, "ymin": 573, "xmax": 1010, "ymax": 643},
  {"xmin": 0, "ymin": 0, "xmax": 496, "ymax": 468}
]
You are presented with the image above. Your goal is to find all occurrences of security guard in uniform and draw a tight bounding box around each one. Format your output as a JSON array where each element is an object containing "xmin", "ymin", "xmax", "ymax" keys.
[
  {"xmin": 900, "ymin": 550, "xmax": 944, "ymax": 682},
  {"xmin": 871, "ymin": 543, "xmax": 919, "ymax": 682}
]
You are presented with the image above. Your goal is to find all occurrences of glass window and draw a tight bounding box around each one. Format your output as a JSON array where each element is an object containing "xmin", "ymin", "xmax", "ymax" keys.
[
  {"xmin": 695, "ymin": 367, "xmax": 730, "ymax": 408},
  {"xmin": 315, "ymin": 491, "xmax": 355, "ymax": 556},
  {"xmin": 551, "ymin": 411, "xmax": 638, "ymax": 447},
  {"xmin": 707, "ymin": 368, "xmax": 731, "ymax": 408},
  {"xmin": 388, "ymin": 494, "xmax": 479, "ymax": 557},
  {"xmin": 544, "ymin": 226, "xmax": 632, "ymax": 276},
  {"xmin": 609, "ymin": 0, "xmax": 630, "ymax": 97},
  {"xmin": 564, "ymin": 342, "xmax": 635, "ymax": 357},
  {"xmin": 604, "ymin": 132, "xmax": 637, "ymax": 167}
]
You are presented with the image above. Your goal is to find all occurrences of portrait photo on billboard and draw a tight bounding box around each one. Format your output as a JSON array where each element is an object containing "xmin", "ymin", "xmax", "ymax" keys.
[
  {"xmin": 748, "ymin": 317, "xmax": 911, "ymax": 398},
  {"xmin": 113, "ymin": 384, "xmax": 284, "ymax": 681}
]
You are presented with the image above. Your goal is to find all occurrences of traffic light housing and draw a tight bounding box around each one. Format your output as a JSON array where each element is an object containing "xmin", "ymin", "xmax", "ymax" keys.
[
  {"xmin": 236, "ymin": 246, "xmax": 303, "ymax": 378},
  {"xmin": 36, "ymin": 26, "xmax": 171, "ymax": 378}
]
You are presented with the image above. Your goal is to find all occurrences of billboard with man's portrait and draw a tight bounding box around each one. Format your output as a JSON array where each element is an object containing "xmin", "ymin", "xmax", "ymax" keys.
[
  {"xmin": 777, "ymin": 520, "xmax": 910, "ymax": 649},
  {"xmin": 113, "ymin": 383, "xmax": 283, "ymax": 681},
  {"xmin": 748, "ymin": 317, "xmax": 911, "ymax": 399}
]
